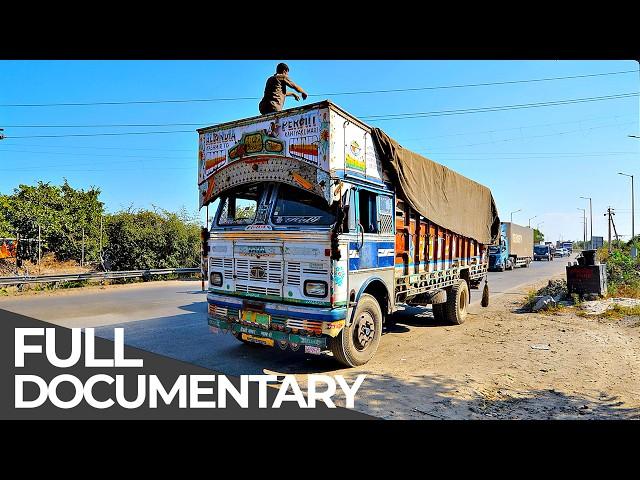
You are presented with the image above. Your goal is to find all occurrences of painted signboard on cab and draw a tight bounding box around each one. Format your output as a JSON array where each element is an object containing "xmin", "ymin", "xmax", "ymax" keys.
[{"xmin": 198, "ymin": 108, "xmax": 330, "ymax": 185}]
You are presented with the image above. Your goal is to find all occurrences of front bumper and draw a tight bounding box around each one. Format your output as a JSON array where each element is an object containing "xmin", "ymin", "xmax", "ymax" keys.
[
  {"xmin": 207, "ymin": 292, "xmax": 347, "ymax": 350},
  {"xmin": 208, "ymin": 317, "xmax": 329, "ymax": 349}
]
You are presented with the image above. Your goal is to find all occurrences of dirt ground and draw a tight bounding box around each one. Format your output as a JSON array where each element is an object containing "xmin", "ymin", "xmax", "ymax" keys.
[
  {"xmin": 291, "ymin": 275, "xmax": 640, "ymax": 419},
  {"xmin": 0, "ymin": 253, "xmax": 92, "ymax": 277}
]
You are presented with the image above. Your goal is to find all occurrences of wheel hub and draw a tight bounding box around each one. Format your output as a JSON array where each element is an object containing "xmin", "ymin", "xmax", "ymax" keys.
[{"xmin": 354, "ymin": 312, "xmax": 375, "ymax": 351}]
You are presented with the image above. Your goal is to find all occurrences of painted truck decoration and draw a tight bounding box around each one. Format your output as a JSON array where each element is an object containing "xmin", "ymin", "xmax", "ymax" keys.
[{"xmin": 198, "ymin": 101, "xmax": 492, "ymax": 367}]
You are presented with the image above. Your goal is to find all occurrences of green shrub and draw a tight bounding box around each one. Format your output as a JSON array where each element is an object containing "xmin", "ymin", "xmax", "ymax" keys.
[{"xmin": 103, "ymin": 207, "xmax": 200, "ymax": 271}]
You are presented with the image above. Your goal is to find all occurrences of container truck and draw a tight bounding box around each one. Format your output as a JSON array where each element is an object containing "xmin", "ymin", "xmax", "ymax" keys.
[
  {"xmin": 198, "ymin": 100, "xmax": 500, "ymax": 366},
  {"xmin": 488, "ymin": 222, "xmax": 533, "ymax": 271}
]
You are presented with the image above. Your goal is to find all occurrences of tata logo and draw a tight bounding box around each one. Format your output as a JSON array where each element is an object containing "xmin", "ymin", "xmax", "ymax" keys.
[{"xmin": 250, "ymin": 266, "xmax": 267, "ymax": 280}]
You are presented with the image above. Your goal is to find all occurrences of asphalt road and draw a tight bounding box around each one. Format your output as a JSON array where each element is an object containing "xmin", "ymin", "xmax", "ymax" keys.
[{"xmin": 0, "ymin": 255, "xmax": 573, "ymax": 377}]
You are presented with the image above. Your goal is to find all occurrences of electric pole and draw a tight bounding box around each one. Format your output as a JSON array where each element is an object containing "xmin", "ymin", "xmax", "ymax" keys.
[
  {"xmin": 81, "ymin": 227, "xmax": 85, "ymax": 267},
  {"xmin": 606, "ymin": 208, "xmax": 613, "ymax": 252},
  {"xmin": 580, "ymin": 196, "xmax": 593, "ymax": 249}
]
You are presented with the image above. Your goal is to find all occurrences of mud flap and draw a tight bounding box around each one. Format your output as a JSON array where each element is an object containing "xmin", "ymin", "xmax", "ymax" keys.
[{"xmin": 481, "ymin": 277, "xmax": 490, "ymax": 307}]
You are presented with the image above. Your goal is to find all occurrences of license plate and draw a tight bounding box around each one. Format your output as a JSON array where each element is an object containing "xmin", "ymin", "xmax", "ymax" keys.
[
  {"xmin": 241, "ymin": 310, "xmax": 271, "ymax": 326},
  {"xmin": 304, "ymin": 345, "xmax": 321, "ymax": 355},
  {"xmin": 241, "ymin": 333, "xmax": 274, "ymax": 347}
]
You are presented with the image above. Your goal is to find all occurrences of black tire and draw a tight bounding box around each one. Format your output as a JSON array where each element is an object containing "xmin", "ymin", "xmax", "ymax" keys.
[
  {"xmin": 445, "ymin": 279, "xmax": 469, "ymax": 325},
  {"xmin": 432, "ymin": 303, "xmax": 446, "ymax": 322},
  {"xmin": 508, "ymin": 258, "xmax": 515, "ymax": 270},
  {"xmin": 329, "ymin": 293, "xmax": 382, "ymax": 367}
]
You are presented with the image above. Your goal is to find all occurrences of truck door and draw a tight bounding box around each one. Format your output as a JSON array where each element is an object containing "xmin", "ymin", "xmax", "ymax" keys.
[{"xmin": 350, "ymin": 188, "xmax": 394, "ymax": 271}]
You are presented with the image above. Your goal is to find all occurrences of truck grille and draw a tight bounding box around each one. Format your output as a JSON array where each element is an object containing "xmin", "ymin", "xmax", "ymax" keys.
[
  {"xmin": 286, "ymin": 262, "xmax": 301, "ymax": 286},
  {"xmin": 210, "ymin": 257, "xmax": 233, "ymax": 278},
  {"xmin": 235, "ymin": 258, "xmax": 282, "ymax": 297},
  {"xmin": 285, "ymin": 261, "xmax": 329, "ymax": 287}
]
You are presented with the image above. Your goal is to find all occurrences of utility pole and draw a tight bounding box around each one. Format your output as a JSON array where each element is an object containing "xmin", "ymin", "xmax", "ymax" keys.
[
  {"xmin": 510, "ymin": 209, "xmax": 522, "ymax": 223},
  {"xmin": 606, "ymin": 207, "xmax": 613, "ymax": 252},
  {"xmin": 528, "ymin": 215, "xmax": 537, "ymax": 228},
  {"xmin": 15, "ymin": 231, "xmax": 19, "ymax": 275},
  {"xmin": 37, "ymin": 224, "xmax": 41, "ymax": 274},
  {"xmin": 618, "ymin": 172, "xmax": 635, "ymax": 257},
  {"xmin": 580, "ymin": 196, "xmax": 593, "ymax": 249},
  {"xmin": 577, "ymin": 208, "xmax": 586, "ymax": 248},
  {"xmin": 611, "ymin": 214, "xmax": 620, "ymax": 244},
  {"xmin": 81, "ymin": 228, "xmax": 85, "ymax": 267}
]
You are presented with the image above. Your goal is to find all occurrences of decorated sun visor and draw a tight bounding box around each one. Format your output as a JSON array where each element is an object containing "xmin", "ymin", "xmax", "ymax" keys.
[
  {"xmin": 199, "ymin": 156, "xmax": 332, "ymax": 208},
  {"xmin": 198, "ymin": 107, "xmax": 330, "ymax": 189}
]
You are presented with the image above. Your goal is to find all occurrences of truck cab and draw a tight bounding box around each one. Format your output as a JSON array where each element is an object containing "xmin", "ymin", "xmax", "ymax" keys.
[
  {"xmin": 488, "ymin": 225, "xmax": 514, "ymax": 271},
  {"xmin": 534, "ymin": 244, "xmax": 553, "ymax": 261}
]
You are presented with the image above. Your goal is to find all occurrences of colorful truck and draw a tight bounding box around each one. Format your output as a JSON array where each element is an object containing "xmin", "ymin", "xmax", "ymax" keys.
[
  {"xmin": 198, "ymin": 101, "xmax": 500, "ymax": 366},
  {"xmin": 488, "ymin": 222, "xmax": 534, "ymax": 271}
]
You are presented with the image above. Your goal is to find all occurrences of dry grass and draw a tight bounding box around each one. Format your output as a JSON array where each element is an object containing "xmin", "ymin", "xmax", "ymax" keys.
[
  {"xmin": 607, "ymin": 283, "xmax": 640, "ymax": 299},
  {"xmin": 600, "ymin": 303, "xmax": 640, "ymax": 319}
]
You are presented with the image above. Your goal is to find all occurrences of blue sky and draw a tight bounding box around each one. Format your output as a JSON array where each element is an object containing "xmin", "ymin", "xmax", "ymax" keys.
[{"xmin": 1, "ymin": 60, "xmax": 638, "ymax": 244}]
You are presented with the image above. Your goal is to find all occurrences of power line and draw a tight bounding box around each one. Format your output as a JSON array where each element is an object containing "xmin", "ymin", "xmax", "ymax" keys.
[
  {"xmin": 412, "ymin": 120, "xmax": 637, "ymax": 150},
  {"xmin": 361, "ymin": 92, "xmax": 639, "ymax": 121},
  {"xmin": 4, "ymin": 130, "xmax": 195, "ymax": 139},
  {"xmin": 0, "ymin": 141, "xmax": 194, "ymax": 152},
  {"xmin": 1, "ymin": 69, "xmax": 635, "ymax": 108},
  {"xmin": 3, "ymin": 122, "xmax": 205, "ymax": 128},
  {"xmin": 416, "ymin": 151, "xmax": 637, "ymax": 155},
  {"xmin": 3, "ymin": 92, "xmax": 638, "ymax": 138},
  {"xmin": 0, "ymin": 148, "xmax": 189, "ymax": 160},
  {"xmin": 396, "ymin": 113, "xmax": 637, "ymax": 142},
  {"xmin": 2, "ymin": 166, "xmax": 194, "ymax": 173},
  {"xmin": 2, "ymin": 113, "xmax": 635, "ymax": 152}
]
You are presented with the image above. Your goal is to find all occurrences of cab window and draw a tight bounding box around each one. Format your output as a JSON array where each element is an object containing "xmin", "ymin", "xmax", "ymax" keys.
[
  {"xmin": 216, "ymin": 183, "xmax": 263, "ymax": 226},
  {"xmin": 358, "ymin": 190, "xmax": 378, "ymax": 233},
  {"xmin": 271, "ymin": 184, "xmax": 336, "ymax": 226}
]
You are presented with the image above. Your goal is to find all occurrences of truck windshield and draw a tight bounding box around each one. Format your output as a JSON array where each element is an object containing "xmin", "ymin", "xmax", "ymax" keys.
[
  {"xmin": 271, "ymin": 184, "xmax": 335, "ymax": 226},
  {"xmin": 534, "ymin": 246, "xmax": 547, "ymax": 253},
  {"xmin": 488, "ymin": 246, "xmax": 500, "ymax": 254},
  {"xmin": 216, "ymin": 183, "xmax": 264, "ymax": 226}
]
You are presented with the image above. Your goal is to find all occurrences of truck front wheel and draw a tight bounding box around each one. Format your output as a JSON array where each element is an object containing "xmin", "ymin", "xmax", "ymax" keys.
[
  {"xmin": 445, "ymin": 279, "xmax": 469, "ymax": 325},
  {"xmin": 330, "ymin": 293, "xmax": 382, "ymax": 367}
]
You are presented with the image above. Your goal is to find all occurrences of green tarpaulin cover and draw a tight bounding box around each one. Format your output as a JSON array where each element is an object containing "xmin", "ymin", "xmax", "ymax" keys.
[{"xmin": 371, "ymin": 128, "xmax": 500, "ymax": 245}]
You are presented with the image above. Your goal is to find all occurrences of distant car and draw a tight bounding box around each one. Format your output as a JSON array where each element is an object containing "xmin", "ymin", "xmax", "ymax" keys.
[
  {"xmin": 534, "ymin": 245, "xmax": 553, "ymax": 261},
  {"xmin": 553, "ymin": 248, "xmax": 566, "ymax": 258}
]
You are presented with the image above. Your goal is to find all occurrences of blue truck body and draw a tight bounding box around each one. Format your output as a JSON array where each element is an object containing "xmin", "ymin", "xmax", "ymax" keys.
[{"xmin": 488, "ymin": 222, "xmax": 533, "ymax": 271}]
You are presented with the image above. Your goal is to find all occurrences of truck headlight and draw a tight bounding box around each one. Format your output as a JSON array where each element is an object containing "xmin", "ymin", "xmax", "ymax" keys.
[
  {"xmin": 210, "ymin": 272, "xmax": 223, "ymax": 287},
  {"xmin": 304, "ymin": 280, "xmax": 327, "ymax": 298}
]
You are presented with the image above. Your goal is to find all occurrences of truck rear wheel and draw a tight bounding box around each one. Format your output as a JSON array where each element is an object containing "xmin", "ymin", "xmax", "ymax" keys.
[
  {"xmin": 445, "ymin": 279, "xmax": 469, "ymax": 325},
  {"xmin": 330, "ymin": 293, "xmax": 382, "ymax": 367}
]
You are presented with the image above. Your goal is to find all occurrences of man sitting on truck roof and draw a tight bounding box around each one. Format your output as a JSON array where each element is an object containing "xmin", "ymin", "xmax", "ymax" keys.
[{"xmin": 258, "ymin": 63, "xmax": 308, "ymax": 115}]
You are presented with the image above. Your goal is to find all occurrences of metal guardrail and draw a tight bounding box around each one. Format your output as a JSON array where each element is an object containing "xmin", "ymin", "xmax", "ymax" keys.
[{"xmin": 0, "ymin": 268, "xmax": 200, "ymax": 286}]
